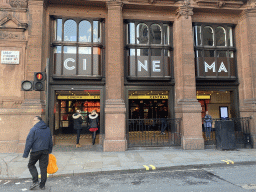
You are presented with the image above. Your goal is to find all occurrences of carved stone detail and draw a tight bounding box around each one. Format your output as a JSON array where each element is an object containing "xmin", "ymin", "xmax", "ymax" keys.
[
  {"xmin": 0, "ymin": 32, "xmax": 26, "ymax": 40},
  {"xmin": 0, "ymin": 14, "xmax": 28, "ymax": 31},
  {"xmin": 177, "ymin": 0, "xmax": 193, "ymax": 19},
  {"xmin": 9, "ymin": 0, "xmax": 28, "ymax": 8}
]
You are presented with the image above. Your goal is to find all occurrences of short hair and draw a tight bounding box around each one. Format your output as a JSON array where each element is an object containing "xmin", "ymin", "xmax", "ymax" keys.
[{"xmin": 35, "ymin": 116, "xmax": 42, "ymax": 121}]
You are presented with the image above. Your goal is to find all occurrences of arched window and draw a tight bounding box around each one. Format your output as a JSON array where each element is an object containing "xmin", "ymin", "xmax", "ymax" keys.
[
  {"xmin": 137, "ymin": 23, "xmax": 148, "ymax": 44},
  {"xmin": 64, "ymin": 20, "xmax": 77, "ymax": 42},
  {"xmin": 216, "ymin": 26, "xmax": 226, "ymax": 46},
  {"xmin": 79, "ymin": 20, "xmax": 91, "ymax": 42},
  {"xmin": 150, "ymin": 24, "xmax": 161, "ymax": 44},
  {"xmin": 203, "ymin": 26, "xmax": 214, "ymax": 46}
]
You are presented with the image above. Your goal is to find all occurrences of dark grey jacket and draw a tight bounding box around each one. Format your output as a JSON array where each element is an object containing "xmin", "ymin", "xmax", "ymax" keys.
[
  {"xmin": 72, "ymin": 113, "xmax": 83, "ymax": 130},
  {"xmin": 89, "ymin": 114, "xmax": 99, "ymax": 128}
]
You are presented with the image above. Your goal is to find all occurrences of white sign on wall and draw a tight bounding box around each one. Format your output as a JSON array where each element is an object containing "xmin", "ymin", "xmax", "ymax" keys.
[{"xmin": 1, "ymin": 51, "xmax": 20, "ymax": 64}]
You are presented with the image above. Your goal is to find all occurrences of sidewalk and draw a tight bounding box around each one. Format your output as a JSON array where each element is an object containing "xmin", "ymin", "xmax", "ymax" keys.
[{"xmin": 0, "ymin": 146, "xmax": 255, "ymax": 179}]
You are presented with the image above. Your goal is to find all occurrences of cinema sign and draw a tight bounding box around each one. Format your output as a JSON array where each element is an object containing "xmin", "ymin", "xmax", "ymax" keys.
[
  {"xmin": 128, "ymin": 56, "xmax": 170, "ymax": 77},
  {"xmin": 197, "ymin": 57, "xmax": 235, "ymax": 77},
  {"xmin": 54, "ymin": 53, "xmax": 100, "ymax": 76}
]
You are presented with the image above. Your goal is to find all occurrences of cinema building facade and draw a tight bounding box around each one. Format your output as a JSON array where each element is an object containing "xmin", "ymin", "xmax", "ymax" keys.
[{"xmin": 0, "ymin": 0, "xmax": 256, "ymax": 153}]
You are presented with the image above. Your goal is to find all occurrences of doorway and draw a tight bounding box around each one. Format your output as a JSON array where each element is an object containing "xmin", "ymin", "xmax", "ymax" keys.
[{"xmin": 52, "ymin": 89, "xmax": 102, "ymax": 147}]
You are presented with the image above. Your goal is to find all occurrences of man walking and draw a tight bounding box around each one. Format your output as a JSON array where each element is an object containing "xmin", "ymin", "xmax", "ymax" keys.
[{"xmin": 23, "ymin": 116, "xmax": 53, "ymax": 190}]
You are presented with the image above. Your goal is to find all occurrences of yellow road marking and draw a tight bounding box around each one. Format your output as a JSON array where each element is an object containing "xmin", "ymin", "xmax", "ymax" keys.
[
  {"xmin": 143, "ymin": 165, "xmax": 149, "ymax": 170},
  {"xmin": 221, "ymin": 160, "xmax": 234, "ymax": 164},
  {"xmin": 149, "ymin": 165, "xmax": 156, "ymax": 170}
]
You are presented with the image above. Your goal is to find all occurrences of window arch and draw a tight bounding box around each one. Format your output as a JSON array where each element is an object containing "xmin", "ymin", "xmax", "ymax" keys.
[
  {"xmin": 79, "ymin": 20, "xmax": 91, "ymax": 42},
  {"xmin": 137, "ymin": 23, "xmax": 148, "ymax": 44},
  {"xmin": 203, "ymin": 26, "xmax": 214, "ymax": 46},
  {"xmin": 216, "ymin": 26, "xmax": 226, "ymax": 46},
  {"xmin": 64, "ymin": 20, "xmax": 77, "ymax": 42}
]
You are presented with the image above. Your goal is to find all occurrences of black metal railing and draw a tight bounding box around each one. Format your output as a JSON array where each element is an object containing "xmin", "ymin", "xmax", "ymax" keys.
[
  {"xmin": 127, "ymin": 118, "xmax": 182, "ymax": 148},
  {"xmin": 202, "ymin": 117, "xmax": 252, "ymax": 148}
]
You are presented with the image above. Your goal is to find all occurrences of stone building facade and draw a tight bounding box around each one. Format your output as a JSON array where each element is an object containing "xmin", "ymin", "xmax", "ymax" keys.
[{"xmin": 0, "ymin": 0, "xmax": 256, "ymax": 153}]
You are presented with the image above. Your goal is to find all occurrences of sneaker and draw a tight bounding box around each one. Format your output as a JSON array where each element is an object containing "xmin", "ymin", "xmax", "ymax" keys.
[
  {"xmin": 161, "ymin": 132, "xmax": 166, "ymax": 135},
  {"xmin": 76, "ymin": 144, "xmax": 81, "ymax": 148},
  {"xmin": 30, "ymin": 182, "xmax": 39, "ymax": 190},
  {"xmin": 39, "ymin": 186, "xmax": 45, "ymax": 190}
]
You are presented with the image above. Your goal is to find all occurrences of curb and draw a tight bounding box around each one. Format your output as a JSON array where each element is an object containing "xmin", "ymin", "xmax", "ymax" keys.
[{"xmin": 1, "ymin": 161, "xmax": 255, "ymax": 180}]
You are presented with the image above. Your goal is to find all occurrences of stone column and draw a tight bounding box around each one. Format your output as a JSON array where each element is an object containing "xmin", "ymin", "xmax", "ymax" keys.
[
  {"xmin": 174, "ymin": 1, "xmax": 204, "ymax": 150},
  {"xmin": 103, "ymin": 1, "xmax": 127, "ymax": 152},
  {"xmin": 237, "ymin": 8, "xmax": 256, "ymax": 146}
]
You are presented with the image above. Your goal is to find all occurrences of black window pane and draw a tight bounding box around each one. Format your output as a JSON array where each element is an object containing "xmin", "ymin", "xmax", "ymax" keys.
[
  {"xmin": 203, "ymin": 26, "xmax": 214, "ymax": 46},
  {"xmin": 194, "ymin": 26, "xmax": 202, "ymax": 46},
  {"xmin": 150, "ymin": 24, "xmax": 161, "ymax": 44},
  {"xmin": 163, "ymin": 24, "xmax": 169, "ymax": 45},
  {"xmin": 216, "ymin": 27, "xmax": 226, "ymax": 46},
  {"xmin": 137, "ymin": 23, "xmax": 148, "ymax": 44},
  {"xmin": 204, "ymin": 50, "xmax": 214, "ymax": 57}
]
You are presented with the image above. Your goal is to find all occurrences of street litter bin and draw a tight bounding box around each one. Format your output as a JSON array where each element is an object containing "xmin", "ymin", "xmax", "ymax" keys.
[{"xmin": 215, "ymin": 120, "xmax": 236, "ymax": 150}]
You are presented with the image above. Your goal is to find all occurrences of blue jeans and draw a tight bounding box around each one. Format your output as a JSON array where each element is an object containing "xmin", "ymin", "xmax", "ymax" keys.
[{"xmin": 205, "ymin": 127, "xmax": 211, "ymax": 138}]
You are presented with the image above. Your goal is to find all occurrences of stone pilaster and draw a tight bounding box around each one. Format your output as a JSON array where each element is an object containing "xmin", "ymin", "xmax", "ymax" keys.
[
  {"xmin": 103, "ymin": 1, "xmax": 127, "ymax": 152},
  {"xmin": 174, "ymin": 1, "xmax": 204, "ymax": 150},
  {"xmin": 237, "ymin": 9, "xmax": 256, "ymax": 147}
]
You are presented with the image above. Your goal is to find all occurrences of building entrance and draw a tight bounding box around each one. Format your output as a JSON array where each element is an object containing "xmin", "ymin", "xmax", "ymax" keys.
[
  {"xmin": 127, "ymin": 90, "xmax": 181, "ymax": 147},
  {"xmin": 53, "ymin": 90, "xmax": 101, "ymax": 146}
]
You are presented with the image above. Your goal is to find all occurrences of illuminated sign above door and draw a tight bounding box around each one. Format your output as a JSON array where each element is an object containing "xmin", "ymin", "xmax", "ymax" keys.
[
  {"xmin": 129, "ymin": 95, "xmax": 168, "ymax": 99},
  {"xmin": 57, "ymin": 95, "xmax": 100, "ymax": 100}
]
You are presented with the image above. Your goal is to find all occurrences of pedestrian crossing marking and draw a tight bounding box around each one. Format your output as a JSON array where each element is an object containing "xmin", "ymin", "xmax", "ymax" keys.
[
  {"xmin": 143, "ymin": 165, "xmax": 149, "ymax": 170},
  {"xmin": 149, "ymin": 165, "xmax": 156, "ymax": 170},
  {"xmin": 221, "ymin": 160, "xmax": 234, "ymax": 164}
]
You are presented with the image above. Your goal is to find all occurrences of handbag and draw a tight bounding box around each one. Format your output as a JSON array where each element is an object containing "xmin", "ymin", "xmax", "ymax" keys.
[{"xmin": 47, "ymin": 154, "xmax": 58, "ymax": 174}]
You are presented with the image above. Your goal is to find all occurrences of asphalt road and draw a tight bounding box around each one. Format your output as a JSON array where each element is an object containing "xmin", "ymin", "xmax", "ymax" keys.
[{"xmin": 0, "ymin": 164, "xmax": 256, "ymax": 192}]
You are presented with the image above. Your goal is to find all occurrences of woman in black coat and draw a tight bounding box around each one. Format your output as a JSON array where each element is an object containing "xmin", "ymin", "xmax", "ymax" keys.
[
  {"xmin": 72, "ymin": 110, "xmax": 84, "ymax": 148},
  {"xmin": 89, "ymin": 110, "xmax": 99, "ymax": 145}
]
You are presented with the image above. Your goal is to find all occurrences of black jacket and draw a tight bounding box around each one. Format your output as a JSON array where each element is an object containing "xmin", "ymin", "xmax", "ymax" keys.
[
  {"xmin": 72, "ymin": 113, "xmax": 83, "ymax": 130},
  {"xmin": 89, "ymin": 114, "xmax": 99, "ymax": 128},
  {"xmin": 23, "ymin": 120, "xmax": 53, "ymax": 158}
]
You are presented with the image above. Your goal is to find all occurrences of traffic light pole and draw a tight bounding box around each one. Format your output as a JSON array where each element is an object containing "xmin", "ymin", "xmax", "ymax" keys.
[{"xmin": 45, "ymin": 58, "xmax": 50, "ymax": 127}]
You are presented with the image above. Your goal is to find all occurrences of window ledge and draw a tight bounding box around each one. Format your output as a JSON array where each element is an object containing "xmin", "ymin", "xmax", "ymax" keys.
[
  {"xmin": 127, "ymin": 76, "xmax": 172, "ymax": 81},
  {"xmin": 52, "ymin": 75, "xmax": 102, "ymax": 80}
]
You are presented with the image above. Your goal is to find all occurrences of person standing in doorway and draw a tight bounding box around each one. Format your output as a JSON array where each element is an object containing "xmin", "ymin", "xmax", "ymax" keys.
[
  {"xmin": 23, "ymin": 116, "xmax": 53, "ymax": 190},
  {"xmin": 72, "ymin": 110, "xmax": 84, "ymax": 148},
  {"xmin": 89, "ymin": 110, "xmax": 99, "ymax": 145},
  {"xmin": 204, "ymin": 111, "xmax": 212, "ymax": 140}
]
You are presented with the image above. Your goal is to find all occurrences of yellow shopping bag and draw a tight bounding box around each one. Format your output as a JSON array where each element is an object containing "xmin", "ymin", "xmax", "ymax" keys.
[{"xmin": 47, "ymin": 154, "xmax": 58, "ymax": 174}]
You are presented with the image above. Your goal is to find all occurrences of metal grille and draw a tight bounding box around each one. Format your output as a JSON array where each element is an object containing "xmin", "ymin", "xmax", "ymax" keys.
[{"xmin": 127, "ymin": 118, "xmax": 182, "ymax": 147}]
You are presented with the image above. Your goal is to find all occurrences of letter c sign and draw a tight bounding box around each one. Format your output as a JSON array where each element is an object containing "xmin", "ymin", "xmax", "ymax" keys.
[{"xmin": 64, "ymin": 58, "xmax": 76, "ymax": 70}]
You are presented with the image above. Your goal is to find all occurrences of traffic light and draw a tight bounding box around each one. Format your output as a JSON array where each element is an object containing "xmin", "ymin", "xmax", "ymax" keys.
[
  {"xmin": 34, "ymin": 72, "xmax": 46, "ymax": 91},
  {"xmin": 21, "ymin": 80, "xmax": 33, "ymax": 91}
]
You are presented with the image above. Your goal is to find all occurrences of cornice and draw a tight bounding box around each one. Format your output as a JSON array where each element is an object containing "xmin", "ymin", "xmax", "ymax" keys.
[{"xmin": 194, "ymin": 0, "xmax": 245, "ymax": 8}]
